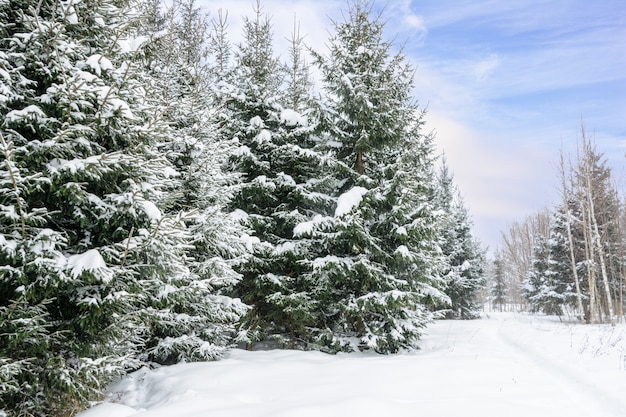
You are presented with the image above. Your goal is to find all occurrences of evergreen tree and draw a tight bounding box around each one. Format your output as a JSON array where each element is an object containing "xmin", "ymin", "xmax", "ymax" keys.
[
  {"xmin": 491, "ymin": 252, "xmax": 508, "ymax": 311},
  {"xmin": 312, "ymin": 0, "xmax": 409, "ymax": 177},
  {"xmin": 524, "ymin": 235, "xmax": 558, "ymax": 314},
  {"xmin": 131, "ymin": 0, "xmax": 248, "ymax": 363},
  {"xmin": 436, "ymin": 160, "xmax": 486, "ymax": 319},
  {"xmin": 366, "ymin": 117, "xmax": 450, "ymax": 349},
  {"xmin": 223, "ymin": 2, "xmax": 341, "ymax": 347},
  {"xmin": 523, "ymin": 210, "xmax": 574, "ymax": 316},
  {"xmin": 302, "ymin": 0, "xmax": 446, "ymax": 353},
  {"xmin": 547, "ymin": 206, "xmax": 581, "ymax": 311},
  {"xmin": 0, "ymin": 0, "xmax": 190, "ymax": 414},
  {"xmin": 207, "ymin": 8, "xmax": 232, "ymax": 84},
  {"xmin": 0, "ymin": 0, "xmax": 248, "ymax": 412},
  {"xmin": 556, "ymin": 139, "xmax": 622, "ymax": 323},
  {"xmin": 575, "ymin": 142, "xmax": 622, "ymax": 323}
]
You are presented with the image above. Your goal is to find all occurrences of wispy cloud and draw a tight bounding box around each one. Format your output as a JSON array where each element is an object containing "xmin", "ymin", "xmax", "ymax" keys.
[
  {"xmin": 385, "ymin": 0, "xmax": 427, "ymax": 37},
  {"xmin": 472, "ymin": 53, "xmax": 500, "ymax": 81}
]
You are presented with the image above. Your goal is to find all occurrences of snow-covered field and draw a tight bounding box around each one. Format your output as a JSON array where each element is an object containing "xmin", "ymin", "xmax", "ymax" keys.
[{"xmin": 79, "ymin": 312, "xmax": 626, "ymax": 417}]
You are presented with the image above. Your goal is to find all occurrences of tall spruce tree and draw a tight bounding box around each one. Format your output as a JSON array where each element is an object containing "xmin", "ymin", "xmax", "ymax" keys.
[
  {"xmin": 524, "ymin": 235, "xmax": 562, "ymax": 315},
  {"xmin": 547, "ymin": 207, "xmax": 580, "ymax": 312},
  {"xmin": 131, "ymin": 0, "xmax": 248, "ymax": 364},
  {"xmin": 523, "ymin": 207, "xmax": 581, "ymax": 316},
  {"xmin": 207, "ymin": 8, "xmax": 232, "ymax": 84},
  {"xmin": 556, "ymin": 138, "xmax": 622, "ymax": 323},
  {"xmin": 302, "ymin": 0, "xmax": 446, "ymax": 353},
  {"xmin": 0, "ymin": 0, "xmax": 197, "ymax": 414},
  {"xmin": 223, "ymin": 2, "xmax": 341, "ymax": 347},
  {"xmin": 0, "ymin": 0, "xmax": 240, "ymax": 415},
  {"xmin": 313, "ymin": 0, "xmax": 409, "ymax": 177},
  {"xmin": 365, "ymin": 117, "xmax": 450, "ymax": 349}
]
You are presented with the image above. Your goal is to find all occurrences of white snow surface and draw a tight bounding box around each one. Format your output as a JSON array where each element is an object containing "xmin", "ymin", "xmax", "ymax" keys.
[
  {"xmin": 78, "ymin": 312, "xmax": 626, "ymax": 417},
  {"xmin": 335, "ymin": 186, "xmax": 368, "ymax": 217},
  {"xmin": 118, "ymin": 36, "xmax": 148, "ymax": 53},
  {"xmin": 255, "ymin": 129, "xmax": 272, "ymax": 143},
  {"xmin": 250, "ymin": 115, "xmax": 264, "ymax": 128}
]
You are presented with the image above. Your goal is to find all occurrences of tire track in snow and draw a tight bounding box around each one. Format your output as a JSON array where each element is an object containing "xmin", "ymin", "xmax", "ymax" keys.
[{"xmin": 495, "ymin": 319, "xmax": 626, "ymax": 417}]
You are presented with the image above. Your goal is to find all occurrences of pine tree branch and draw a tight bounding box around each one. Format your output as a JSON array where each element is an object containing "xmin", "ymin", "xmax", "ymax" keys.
[
  {"xmin": 0, "ymin": 132, "xmax": 26, "ymax": 238},
  {"xmin": 120, "ymin": 226, "xmax": 134, "ymax": 267}
]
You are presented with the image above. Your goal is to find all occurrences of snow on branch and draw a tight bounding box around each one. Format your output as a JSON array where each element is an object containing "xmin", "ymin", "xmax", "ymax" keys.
[
  {"xmin": 66, "ymin": 249, "xmax": 112, "ymax": 281},
  {"xmin": 335, "ymin": 186, "xmax": 367, "ymax": 217}
]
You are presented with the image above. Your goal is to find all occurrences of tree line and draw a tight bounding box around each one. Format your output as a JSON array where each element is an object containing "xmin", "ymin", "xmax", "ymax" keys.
[
  {"xmin": 491, "ymin": 126, "xmax": 624, "ymax": 325},
  {"xmin": 0, "ymin": 0, "xmax": 485, "ymax": 415}
]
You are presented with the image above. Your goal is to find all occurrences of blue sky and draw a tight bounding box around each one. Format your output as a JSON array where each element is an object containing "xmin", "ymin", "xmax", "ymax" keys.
[{"xmin": 201, "ymin": 0, "xmax": 626, "ymax": 252}]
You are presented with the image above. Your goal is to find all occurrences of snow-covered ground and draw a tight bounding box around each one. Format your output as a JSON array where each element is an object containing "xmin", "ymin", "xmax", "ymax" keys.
[{"xmin": 79, "ymin": 312, "xmax": 626, "ymax": 417}]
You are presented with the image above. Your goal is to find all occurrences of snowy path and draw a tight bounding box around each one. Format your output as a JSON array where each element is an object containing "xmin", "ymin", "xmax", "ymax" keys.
[
  {"xmin": 420, "ymin": 315, "xmax": 626, "ymax": 416},
  {"xmin": 80, "ymin": 313, "xmax": 626, "ymax": 417},
  {"xmin": 495, "ymin": 317, "xmax": 626, "ymax": 416}
]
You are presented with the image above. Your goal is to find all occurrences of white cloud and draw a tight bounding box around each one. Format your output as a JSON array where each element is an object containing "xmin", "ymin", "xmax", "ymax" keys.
[
  {"xmin": 472, "ymin": 53, "xmax": 500, "ymax": 81},
  {"xmin": 403, "ymin": 14, "xmax": 426, "ymax": 33},
  {"xmin": 382, "ymin": 0, "xmax": 428, "ymax": 42}
]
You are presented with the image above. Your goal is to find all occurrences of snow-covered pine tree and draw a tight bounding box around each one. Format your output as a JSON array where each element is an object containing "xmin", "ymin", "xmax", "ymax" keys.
[
  {"xmin": 0, "ymin": 0, "xmax": 192, "ymax": 414},
  {"xmin": 547, "ymin": 207, "xmax": 580, "ymax": 311},
  {"xmin": 207, "ymin": 7, "xmax": 232, "ymax": 84},
  {"xmin": 221, "ymin": 1, "xmax": 289, "ymax": 344},
  {"xmin": 312, "ymin": 0, "xmax": 407, "ymax": 177},
  {"xmin": 524, "ymin": 235, "xmax": 553, "ymax": 314},
  {"xmin": 491, "ymin": 252, "xmax": 508, "ymax": 311},
  {"xmin": 363, "ymin": 115, "xmax": 450, "ymax": 351},
  {"xmin": 130, "ymin": 0, "xmax": 248, "ymax": 363},
  {"xmin": 522, "ymin": 205, "xmax": 581, "ymax": 316},
  {"xmin": 436, "ymin": 160, "xmax": 486, "ymax": 319},
  {"xmin": 575, "ymin": 138, "xmax": 622, "ymax": 324},
  {"xmin": 555, "ymin": 137, "xmax": 622, "ymax": 323},
  {"xmin": 301, "ymin": 0, "xmax": 446, "ymax": 353},
  {"xmin": 220, "ymin": 2, "xmax": 341, "ymax": 348}
]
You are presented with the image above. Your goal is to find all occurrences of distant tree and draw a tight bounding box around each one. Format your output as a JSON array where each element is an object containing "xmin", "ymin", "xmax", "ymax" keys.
[
  {"xmin": 500, "ymin": 210, "xmax": 551, "ymax": 309},
  {"xmin": 571, "ymin": 129, "xmax": 620, "ymax": 324},
  {"xmin": 557, "ymin": 150, "xmax": 585, "ymax": 321},
  {"xmin": 506, "ymin": 128, "xmax": 623, "ymax": 323},
  {"xmin": 546, "ymin": 206, "xmax": 583, "ymax": 312},
  {"xmin": 491, "ymin": 252, "xmax": 508, "ymax": 311},
  {"xmin": 524, "ymin": 232, "xmax": 567, "ymax": 315},
  {"xmin": 436, "ymin": 160, "xmax": 486, "ymax": 319}
]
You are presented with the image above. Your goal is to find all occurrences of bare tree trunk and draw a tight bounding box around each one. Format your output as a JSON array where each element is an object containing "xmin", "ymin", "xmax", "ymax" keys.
[
  {"xmin": 581, "ymin": 132, "xmax": 615, "ymax": 325},
  {"xmin": 559, "ymin": 150, "xmax": 585, "ymax": 322},
  {"xmin": 615, "ymin": 196, "xmax": 625, "ymax": 322},
  {"xmin": 581, "ymin": 193, "xmax": 597, "ymax": 324},
  {"xmin": 356, "ymin": 151, "xmax": 364, "ymax": 175}
]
